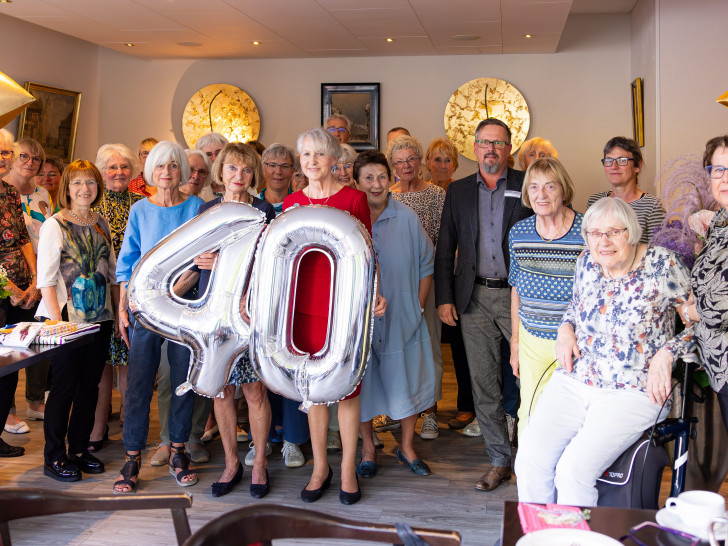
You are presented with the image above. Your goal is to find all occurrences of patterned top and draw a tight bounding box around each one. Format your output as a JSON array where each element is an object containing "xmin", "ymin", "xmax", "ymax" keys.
[
  {"xmin": 508, "ymin": 212, "xmax": 586, "ymax": 339},
  {"xmin": 95, "ymin": 189, "xmax": 143, "ymax": 258},
  {"xmin": 691, "ymin": 207, "xmax": 728, "ymax": 392},
  {"xmin": 0, "ymin": 182, "xmax": 32, "ymax": 285},
  {"xmin": 128, "ymin": 173, "xmax": 152, "ymax": 197},
  {"xmin": 586, "ymin": 191, "xmax": 665, "ymax": 245},
  {"xmin": 559, "ymin": 246, "xmax": 694, "ymax": 393},
  {"xmin": 36, "ymin": 214, "xmax": 116, "ymax": 323},
  {"xmin": 392, "ymin": 183, "xmax": 446, "ymax": 247},
  {"xmin": 18, "ymin": 185, "xmax": 53, "ymax": 253}
]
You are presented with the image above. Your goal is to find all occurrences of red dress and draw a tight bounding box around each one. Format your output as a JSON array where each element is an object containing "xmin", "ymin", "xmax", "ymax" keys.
[{"xmin": 282, "ymin": 186, "xmax": 372, "ymax": 400}]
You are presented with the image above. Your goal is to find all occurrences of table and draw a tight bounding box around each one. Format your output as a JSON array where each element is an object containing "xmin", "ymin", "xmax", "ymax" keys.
[
  {"xmin": 0, "ymin": 336, "xmax": 92, "ymax": 378},
  {"xmin": 500, "ymin": 501, "xmax": 675, "ymax": 545}
]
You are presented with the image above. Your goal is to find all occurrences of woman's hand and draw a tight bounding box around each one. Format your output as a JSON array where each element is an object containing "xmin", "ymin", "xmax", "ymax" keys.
[
  {"xmin": 118, "ymin": 307, "xmax": 130, "ymax": 347},
  {"xmin": 373, "ymin": 293, "xmax": 386, "ymax": 317},
  {"xmin": 555, "ymin": 323, "xmax": 580, "ymax": 373},
  {"xmin": 193, "ymin": 251, "xmax": 218, "ymax": 270},
  {"xmin": 647, "ymin": 348, "xmax": 674, "ymax": 405},
  {"xmin": 20, "ymin": 282, "xmax": 41, "ymax": 309},
  {"xmin": 8, "ymin": 281, "xmax": 24, "ymax": 307},
  {"xmin": 510, "ymin": 337, "xmax": 520, "ymax": 378}
]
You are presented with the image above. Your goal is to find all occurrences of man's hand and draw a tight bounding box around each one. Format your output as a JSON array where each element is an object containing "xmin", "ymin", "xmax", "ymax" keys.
[{"xmin": 437, "ymin": 303, "xmax": 458, "ymax": 326}]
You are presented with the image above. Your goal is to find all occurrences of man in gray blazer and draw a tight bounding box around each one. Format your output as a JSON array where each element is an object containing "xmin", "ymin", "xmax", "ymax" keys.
[{"xmin": 435, "ymin": 118, "xmax": 532, "ymax": 491}]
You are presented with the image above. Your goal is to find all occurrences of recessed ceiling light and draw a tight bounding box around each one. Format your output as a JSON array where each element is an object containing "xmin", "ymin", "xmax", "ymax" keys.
[
  {"xmin": 0, "ymin": 1, "xmax": 13, "ymax": 4},
  {"xmin": 252, "ymin": 41, "xmax": 260, "ymax": 45},
  {"xmin": 124, "ymin": 43, "xmax": 135, "ymax": 47},
  {"xmin": 451, "ymin": 34, "xmax": 480, "ymax": 41},
  {"xmin": 386, "ymin": 38, "xmax": 394, "ymax": 42},
  {"xmin": 178, "ymin": 41, "xmax": 202, "ymax": 47},
  {"xmin": 523, "ymin": 34, "xmax": 533, "ymax": 39}
]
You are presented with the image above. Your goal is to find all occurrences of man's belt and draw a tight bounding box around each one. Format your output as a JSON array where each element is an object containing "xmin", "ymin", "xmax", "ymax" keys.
[{"xmin": 474, "ymin": 277, "xmax": 509, "ymax": 289}]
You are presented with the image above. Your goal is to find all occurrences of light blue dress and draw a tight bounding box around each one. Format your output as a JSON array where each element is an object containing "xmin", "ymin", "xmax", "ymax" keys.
[{"xmin": 360, "ymin": 196, "xmax": 436, "ymax": 421}]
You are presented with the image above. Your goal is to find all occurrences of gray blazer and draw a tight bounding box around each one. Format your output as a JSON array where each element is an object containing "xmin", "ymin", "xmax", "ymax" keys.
[{"xmin": 434, "ymin": 168, "xmax": 531, "ymax": 314}]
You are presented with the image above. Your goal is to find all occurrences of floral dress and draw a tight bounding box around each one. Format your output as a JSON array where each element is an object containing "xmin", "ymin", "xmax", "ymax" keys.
[
  {"xmin": 0, "ymin": 182, "xmax": 32, "ymax": 286},
  {"xmin": 391, "ymin": 183, "xmax": 445, "ymax": 246},
  {"xmin": 95, "ymin": 189, "xmax": 143, "ymax": 366}
]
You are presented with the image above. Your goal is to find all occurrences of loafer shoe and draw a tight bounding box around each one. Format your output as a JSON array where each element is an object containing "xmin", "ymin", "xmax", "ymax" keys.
[
  {"xmin": 448, "ymin": 411, "xmax": 475, "ymax": 430},
  {"xmin": 27, "ymin": 408, "xmax": 45, "ymax": 421},
  {"xmin": 474, "ymin": 465, "xmax": 511, "ymax": 491},
  {"xmin": 68, "ymin": 451, "xmax": 105, "ymax": 474},
  {"xmin": 462, "ymin": 418, "xmax": 482, "ymax": 437},
  {"xmin": 0, "ymin": 438, "xmax": 24, "ymax": 457},
  {"xmin": 186, "ymin": 442, "xmax": 210, "ymax": 463},
  {"xmin": 200, "ymin": 425, "xmax": 218, "ymax": 443},
  {"xmin": 151, "ymin": 443, "xmax": 171, "ymax": 466},
  {"xmin": 44, "ymin": 457, "xmax": 81, "ymax": 482},
  {"xmin": 396, "ymin": 448, "xmax": 431, "ymax": 476},
  {"xmin": 356, "ymin": 460, "xmax": 377, "ymax": 478},
  {"xmin": 4, "ymin": 421, "xmax": 30, "ymax": 434}
]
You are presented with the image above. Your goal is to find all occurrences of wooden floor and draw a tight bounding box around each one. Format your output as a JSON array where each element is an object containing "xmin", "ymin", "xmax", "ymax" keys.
[{"xmin": 1, "ymin": 347, "xmax": 726, "ymax": 545}]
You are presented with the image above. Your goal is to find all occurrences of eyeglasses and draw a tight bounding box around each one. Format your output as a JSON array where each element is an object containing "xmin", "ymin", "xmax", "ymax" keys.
[
  {"xmin": 264, "ymin": 162, "xmax": 293, "ymax": 171},
  {"xmin": 0, "ymin": 150, "xmax": 12, "ymax": 158},
  {"xmin": 392, "ymin": 155, "xmax": 420, "ymax": 167},
  {"xmin": 43, "ymin": 172, "xmax": 60, "ymax": 179},
  {"xmin": 70, "ymin": 180, "xmax": 98, "ymax": 187},
  {"xmin": 139, "ymin": 151, "xmax": 150, "ymax": 159},
  {"xmin": 706, "ymin": 165, "xmax": 728, "ymax": 179},
  {"xmin": 19, "ymin": 153, "xmax": 42, "ymax": 166},
  {"xmin": 585, "ymin": 228, "xmax": 628, "ymax": 241},
  {"xmin": 601, "ymin": 157, "xmax": 635, "ymax": 167},
  {"xmin": 190, "ymin": 168, "xmax": 209, "ymax": 177},
  {"xmin": 339, "ymin": 163, "xmax": 353, "ymax": 170},
  {"xmin": 327, "ymin": 127, "xmax": 347, "ymax": 134},
  {"xmin": 475, "ymin": 139, "xmax": 508, "ymax": 150}
]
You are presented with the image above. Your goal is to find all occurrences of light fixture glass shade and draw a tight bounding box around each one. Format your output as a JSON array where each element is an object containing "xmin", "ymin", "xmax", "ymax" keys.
[{"xmin": 0, "ymin": 71, "xmax": 35, "ymax": 128}]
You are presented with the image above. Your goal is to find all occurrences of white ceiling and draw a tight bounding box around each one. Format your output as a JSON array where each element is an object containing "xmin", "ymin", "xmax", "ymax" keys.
[{"xmin": 0, "ymin": 0, "xmax": 637, "ymax": 60}]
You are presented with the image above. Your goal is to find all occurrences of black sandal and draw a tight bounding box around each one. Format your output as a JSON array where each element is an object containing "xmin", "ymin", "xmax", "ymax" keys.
[
  {"xmin": 113, "ymin": 451, "xmax": 141, "ymax": 494},
  {"xmin": 169, "ymin": 446, "xmax": 198, "ymax": 487}
]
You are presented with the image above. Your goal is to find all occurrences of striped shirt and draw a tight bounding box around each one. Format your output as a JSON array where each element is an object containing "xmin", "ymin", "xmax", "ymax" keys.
[
  {"xmin": 586, "ymin": 191, "xmax": 665, "ymax": 244},
  {"xmin": 508, "ymin": 212, "xmax": 585, "ymax": 340}
]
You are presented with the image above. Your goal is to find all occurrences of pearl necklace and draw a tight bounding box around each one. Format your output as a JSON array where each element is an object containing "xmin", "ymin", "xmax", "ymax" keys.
[{"xmin": 69, "ymin": 208, "xmax": 96, "ymax": 226}]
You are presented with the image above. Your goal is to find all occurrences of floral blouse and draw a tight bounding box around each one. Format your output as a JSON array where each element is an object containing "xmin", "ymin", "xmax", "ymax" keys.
[
  {"xmin": 95, "ymin": 189, "xmax": 143, "ymax": 258},
  {"xmin": 559, "ymin": 246, "xmax": 694, "ymax": 393},
  {"xmin": 0, "ymin": 182, "xmax": 32, "ymax": 285},
  {"xmin": 391, "ymin": 183, "xmax": 445, "ymax": 247},
  {"xmin": 692, "ymin": 207, "xmax": 728, "ymax": 392}
]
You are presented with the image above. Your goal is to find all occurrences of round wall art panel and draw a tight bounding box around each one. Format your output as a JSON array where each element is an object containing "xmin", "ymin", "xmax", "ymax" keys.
[
  {"xmin": 182, "ymin": 84, "xmax": 260, "ymax": 149},
  {"xmin": 444, "ymin": 77, "xmax": 530, "ymax": 162}
]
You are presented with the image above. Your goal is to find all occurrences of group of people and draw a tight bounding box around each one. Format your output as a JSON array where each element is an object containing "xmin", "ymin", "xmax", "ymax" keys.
[{"xmin": 0, "ymin": 113, "xmax": 727, "ymax": 509}]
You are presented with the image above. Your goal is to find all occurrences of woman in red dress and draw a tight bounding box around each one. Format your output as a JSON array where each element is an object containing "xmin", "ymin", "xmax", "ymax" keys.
[{"xmin": 283, "ymin": 128, "xmax": 386, "ymax": 505}]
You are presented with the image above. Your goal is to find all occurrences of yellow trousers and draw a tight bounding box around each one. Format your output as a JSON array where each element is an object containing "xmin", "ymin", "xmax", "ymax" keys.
[{"xmin": 517, "ymin": 324, "xmax": 557, "ymax": 441}]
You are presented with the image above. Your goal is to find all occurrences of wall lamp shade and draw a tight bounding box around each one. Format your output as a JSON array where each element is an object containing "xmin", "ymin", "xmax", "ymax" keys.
[
  {"xmin": 0, "ymin": 70, "xmax": 35, "ymax": 128},
  {"xmin": 717, "ymin": 90, "xmax": 728, "ymax": 109}
]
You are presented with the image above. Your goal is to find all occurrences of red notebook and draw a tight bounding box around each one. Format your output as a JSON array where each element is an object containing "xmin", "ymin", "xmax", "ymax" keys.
[{"xmin": 517, "ymin": 502, "xmax": 591, "ymax": 534}]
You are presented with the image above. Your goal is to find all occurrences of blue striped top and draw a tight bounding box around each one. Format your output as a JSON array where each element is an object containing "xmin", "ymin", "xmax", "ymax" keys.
[{"xmin": 508, "ymin": 212, "xmax": 585, "ymax": 339}]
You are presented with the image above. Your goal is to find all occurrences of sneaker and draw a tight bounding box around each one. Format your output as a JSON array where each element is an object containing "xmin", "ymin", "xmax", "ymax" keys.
[
  {"xmin": 505, "ymin": 413, "xmax": 515, "ymax": 444},
  {"xmin": 281, "ymin": 441, "xmax": 305, "ymax": 468},
  {"xmin": 462, "ymin": 418, "xmax": 482, "ymax": 437},
  {"xmin": 326, "ymin": 429, "xmax": 342, "ymax": 452},
  {"xmin": 244, "ymin": 441, "xmax": 272, "ymax": 466},
  {"xmin": 373, "ymin": 415, "xmax": 401, "ymax": 432},
  {"xmin": 420, "ymin": 412, "xmax": 439, "ymax": 440},
  {"xmin": 372, "ymin": 430, "xmax": 384, "ymax": 449}
]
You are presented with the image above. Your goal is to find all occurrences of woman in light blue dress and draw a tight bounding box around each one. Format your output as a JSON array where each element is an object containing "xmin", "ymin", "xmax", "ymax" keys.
[{"xmin": 355, "ymin": 151, "xmax": 436, "ymax": 478}]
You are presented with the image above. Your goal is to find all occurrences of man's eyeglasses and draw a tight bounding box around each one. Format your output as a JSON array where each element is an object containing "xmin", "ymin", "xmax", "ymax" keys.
[
  {"xmin": 585, "ymin": 228, "xmax": 628, "ymax": 241},
  {"xmin": 706, "ymin": 165, "xmax": 728, "ymax": 179},
  {"xmin": 264, "ymin": 162, "xmax": 293, "ymax": 171},
  {"xmin": 19, "ymin": 153, "xmax": 42, "ymax": 166},
  {"xmin": 190, "ymin": 168, "xmax": 209, "ymax": 177},
  {"xmin": 475, "ymin": 139, "xmax": 508, "ymax": 150},
  {"xmin": 327, "ymin": 127, "xmax": 348, "ymax": 134},
  {"xmin": 601, "ymin": 157, "xmax": 635, "ymax": 167}
]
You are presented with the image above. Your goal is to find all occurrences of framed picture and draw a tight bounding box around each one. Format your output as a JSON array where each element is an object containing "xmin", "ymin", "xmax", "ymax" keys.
[
  {"xmin": 321, "ymin": 83, "xmax": 380, "ymax": 151},
  {"xmin": 631, "ymin": 78, "xmax": 644, "ymax": 147},
  {"xmin": 17, "ymin": 82, "xmax": 82, "ymax": 164}
]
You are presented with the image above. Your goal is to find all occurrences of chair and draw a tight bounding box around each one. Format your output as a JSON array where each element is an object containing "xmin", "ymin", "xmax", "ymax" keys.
[
  {"xmin": 0, "ymin": 488, "xmax": 192, "ymax": 546},
  {"xmin": 182, "ymin": 503, "xmax": 461, "ymax": 546}
]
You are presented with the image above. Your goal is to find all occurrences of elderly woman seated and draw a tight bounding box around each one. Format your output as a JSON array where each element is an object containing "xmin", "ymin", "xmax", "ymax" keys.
[{"xmin": 514, "ymin": 197, "xmax": 694, "ymax": 507}]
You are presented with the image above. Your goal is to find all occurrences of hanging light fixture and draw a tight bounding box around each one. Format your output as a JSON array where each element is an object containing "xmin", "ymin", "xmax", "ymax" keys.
[{"xmin": 0, "ymin": 70, "xmax": 35, "ymax": 127}]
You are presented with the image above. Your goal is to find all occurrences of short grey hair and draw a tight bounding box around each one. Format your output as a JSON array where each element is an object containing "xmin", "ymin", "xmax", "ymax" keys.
[
  {"xmin": 262, "ymin": 143, "xmax": 295, "ymax": 165},
  {"xmin": 144, "ymin": 141, "xmax": 190, "ymax": 187},
  {"xmin": 95, "ymin": 143, "xmax": 138, "ymax": 177},
  {"xmin": 325, "ymin": 113, "xmax": 351, "ymax": 132},
  {"xmin": 195, "ymin": 132, "xmax": 229, "ymax": 151},
  {"xmin": 297, "ymin": 128, "xmax": 342, "ymax": 161},
  {"xmin": 386, "ymin": 134, "xmax": 424, "ymax": 165},
  {"xmin": 582, "ymin": 197, "xmax": 642, "ymax": 246},
  {"xmin": 184, "ymin": 149, "xmax": 212, "ymax": 187},
  {"xmin": 338, "ymin": 143, "xmax": 357, "ymax": 165}
]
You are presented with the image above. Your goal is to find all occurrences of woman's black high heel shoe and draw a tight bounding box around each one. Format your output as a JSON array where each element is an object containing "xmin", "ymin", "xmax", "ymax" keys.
[
  {"xmin": 339, "ymin": 475, "xmax": 361, "ymax": 505},
  {"xmin": 301, "ymin": 465, "xmax": 333, "ymax": 503},
  {"xmin": 211, "ymin": 462, "xmax": 243, "ymax": 497}
]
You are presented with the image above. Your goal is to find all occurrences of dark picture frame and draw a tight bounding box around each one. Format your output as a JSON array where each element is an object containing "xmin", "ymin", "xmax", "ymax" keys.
[
  {"xmin": 631, "ymin": 77, "xmax": 644, "ymax": 147},
  {"xmin": 321, "ymin": 83, "xmax": 380, "ymax": 151},
  {"xmin": 17, "ymin": 82, "xmax": 82, "ymax": 164}
]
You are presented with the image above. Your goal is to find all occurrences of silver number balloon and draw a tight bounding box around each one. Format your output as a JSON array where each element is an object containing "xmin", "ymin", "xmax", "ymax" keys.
[
  {"xmin": 248, "ymin": 205, "xmax": 376, "ymax": 410},
  {"xmin": 127, "ymin": 202, "xmax": 266, "ymax": 398}
]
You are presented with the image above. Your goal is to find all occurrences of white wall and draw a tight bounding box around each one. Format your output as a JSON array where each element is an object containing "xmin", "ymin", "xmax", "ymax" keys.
[
  {"xmin": 98, "ymin": 13, "xmax": 632, "ymax": 212},
  {"xmin": 0, "ymin": 13, "xmax": 99, "ymax": 161}
]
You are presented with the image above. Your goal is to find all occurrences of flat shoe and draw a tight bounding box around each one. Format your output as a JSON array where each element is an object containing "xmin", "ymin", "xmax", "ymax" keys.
[
  {"xmin": 27, "ymin": 408, "xmax": 45, "ymax": 421},
  {"xmin": 448, "ymin": 411, "xmax": 475, "ymax": 430},
  {"xmin": 4, "ymin": 421, "xmax": 30, "ymax": 434},
  {"xmin": 339, "ymin": 476, "xmax": 361, "ymax": 505},
  {"xmin": 356, "ymin": 460, "xmax": 377, "ymax": 478},
  {"xmin": 211, "ymin": 463, "xmax": 243, "ymax": 497},
  {"xmin": 200, "ymin": 425, "xmax": 218, "ymax": 443},
  {"xmin": 186, "ymin": 442, "xmax": 210, "ymax": 463},
  {"xmin": 151, "ymin": 444, "xmax": 170, "ymax": 466},
  {"xmin": 396, "ymin": 448, "xmax": 431, "ymax": 476},
  {"xmin": 68, "ymin": 451, "xmax": 105, "ymax": 474},
  {"xmin": 249, "ymin": 469, "xmax": 270, "ymax": 499},
  {"xmin": 44, "ymin": 458, "xmax": 81, "ymax": 482},
  {"xmin": 301, "ymin": 465, "xmax": 333, "ymax": 503},
  {"xmin": 0, "ymin": 439, "xmax": 24, "ymax": 457}
]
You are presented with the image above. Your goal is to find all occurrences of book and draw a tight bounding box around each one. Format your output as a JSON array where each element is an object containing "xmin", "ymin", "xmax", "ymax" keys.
[
  {"xmin": 1, "ymin": 322, "xmax": 44, "ymax": 348},
  {"xmin": 517, "ymin": 502, "xmax": 591, "ymax": 534},
  {"xmin": 33, "ymin": 321, "xmax": 100, "ymax": 345}
]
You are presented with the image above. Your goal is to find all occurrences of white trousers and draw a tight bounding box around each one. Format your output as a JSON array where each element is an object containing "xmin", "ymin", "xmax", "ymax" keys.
[{"xmin": 514, "ymin": 372, "xmax": 666, "ymax": 507}]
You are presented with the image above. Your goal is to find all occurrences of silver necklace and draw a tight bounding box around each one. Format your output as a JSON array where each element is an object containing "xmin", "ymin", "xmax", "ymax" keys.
[
  {"xmin": 69, "ymin": 208, "xmax": 96, "ymax": 226},
  {"xmin": 306, "ymin": 189, "xmax": 332, "ymax": 206}
]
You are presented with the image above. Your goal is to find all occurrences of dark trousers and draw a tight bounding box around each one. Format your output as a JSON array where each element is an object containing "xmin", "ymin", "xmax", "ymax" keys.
[
  {"xmin": 717, "ymin": 384, "xmax": 728, "ymax": 433},
  {"xmin": 0, "ymin": 372, "xmax": 18, "ymax": 430},
  {"xmin": 268, "ymin": 392, "xmax": 310, "ymax": 445},
  {"xmin": 443, "ymin": 322, "xmax": 474, "ymax": 413},
  {"xmin": 43, "ymin": 321, "xmax": 112, "ymax": 463}
]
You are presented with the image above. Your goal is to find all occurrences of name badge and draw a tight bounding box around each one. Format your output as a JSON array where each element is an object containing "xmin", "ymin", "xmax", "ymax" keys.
[{"xmin": 504, "ymin": 190, "xmax": 521, "ymax": 199}]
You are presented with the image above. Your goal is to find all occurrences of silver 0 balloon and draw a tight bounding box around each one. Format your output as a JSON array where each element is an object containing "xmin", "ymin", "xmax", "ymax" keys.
[
  {"xmin": 248, "ymin": 204, "xmax": 377, "ymax": 410},
  {"xmin": 127, "ymin": 202, "xmax": 266, "ymax": 398}
]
